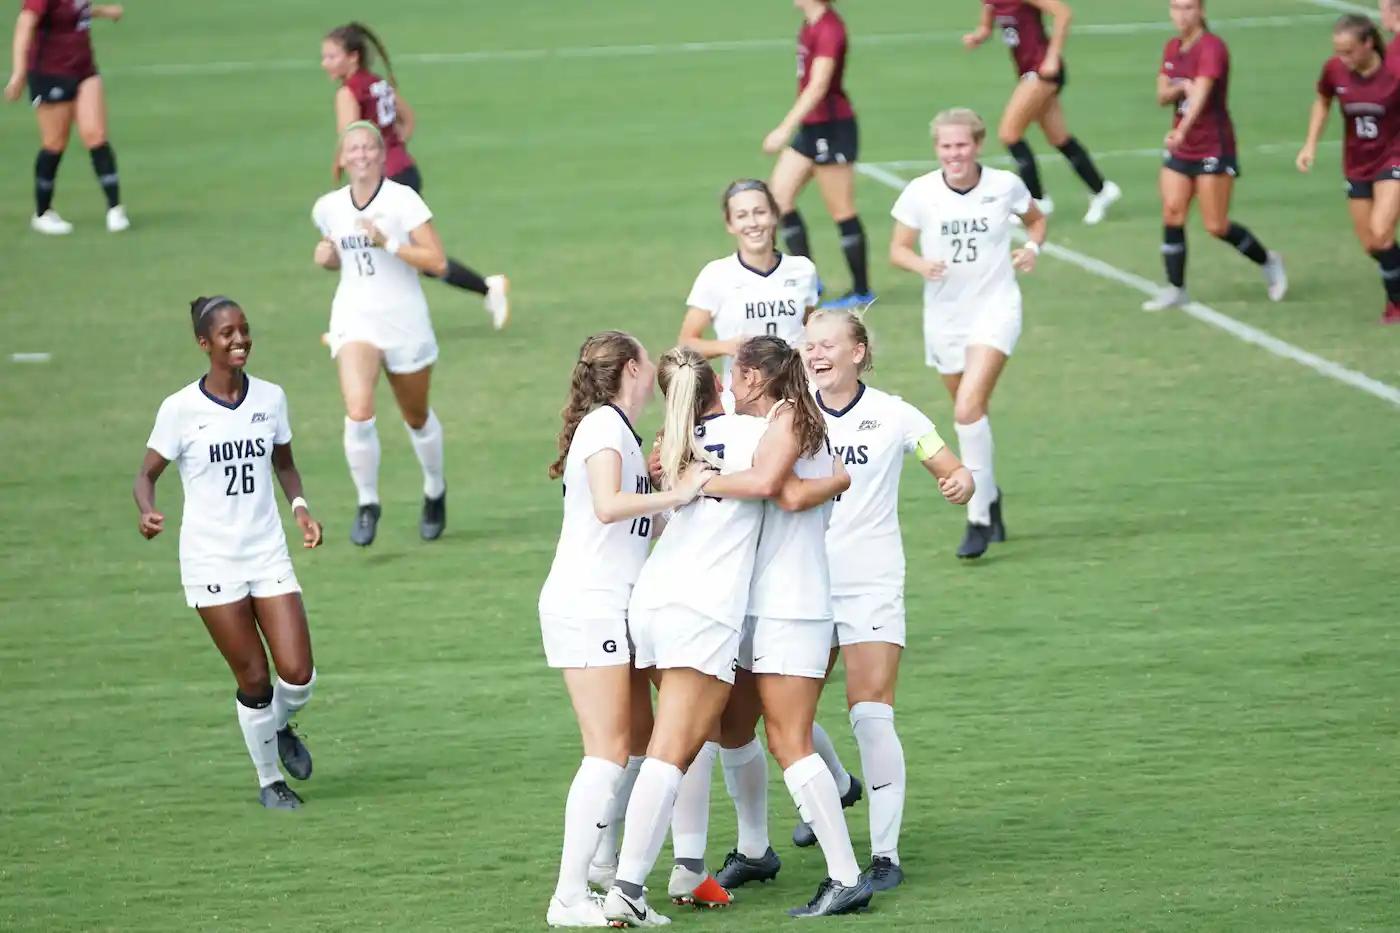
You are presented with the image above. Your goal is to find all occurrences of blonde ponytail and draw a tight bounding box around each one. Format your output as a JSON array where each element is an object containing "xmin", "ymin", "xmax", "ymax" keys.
[{"xmin": 656, "ymin": 347, "xmax": 721, "ymax": 490}]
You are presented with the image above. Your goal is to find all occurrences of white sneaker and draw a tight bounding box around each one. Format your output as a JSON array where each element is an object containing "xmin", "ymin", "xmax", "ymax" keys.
[
  {"xmin": 602, "ymin": 886, "xmax": 670, "ymax": 926},
  {"xmin": 1034, "ymin": 195, "xmax": 1055, "ymax": 217},
  {"xmin": 31, "ymin": 210, "xmax": 73, "ymax": 235},
  {"xmin": 587, "ymin": 861, "xmax": 617, "ymax": 891},
  {"xmin": 1263, "ymin": 251, "xmax": 1288, "ymax": 302},
  {"xmin": 547, "ymin": 893, "xmax": 611, "ymax": 928},
  {"xmin": 106, "ymin": 205, "xmax": 130, "ymax": 232},
  {"xmin": 1142, "ymin": 286, "xmax": 1188, "ymax": 312},
  {"xmin": 1083, "ymin": 181, "xmax": 1121, "ymax": 225},
  {"xmin": 484, "ymin": 274, "xmax": 510, "ymax": 330}
]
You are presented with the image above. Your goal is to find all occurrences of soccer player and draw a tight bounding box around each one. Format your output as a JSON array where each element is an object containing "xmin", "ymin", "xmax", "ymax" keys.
[
  {"xmin": 1298, "ymin": 14, "xmax": 1400, "ymax": 325},
  {"xmin": 312, "ymin": 121, "xmax": 451, "ymax": 547},
  {"xmin": 679, "ymin": 179, "xmax": 821, "ymax": 392},
  {"xmin": 765, "ymin": 0, "xmax": 874, "ymax": 310},
  {"xmin": 1143, "ymin": 0, "xmax": 1287, "ymax": 311},
  {"xmin": 539, "ymin": 334, "xmax": 714, "ymax": 929},
  {"xmin": 5, "ymin": 0, "xmax": 128, "ymax": 234},
  {"xmin": 889, "ymin": 108, "xmax": 1043, "ymax": 559},
  {"xmin": 962, "ymin": 0, "xmax": 1122, "ymax": 224},
  {"xmin": 133, "ymin": 296, "xmax": 323, "ymax": 810},
  {"xmin": 321, "ymin": 22, "xmax": 510, "ymax": 328}
]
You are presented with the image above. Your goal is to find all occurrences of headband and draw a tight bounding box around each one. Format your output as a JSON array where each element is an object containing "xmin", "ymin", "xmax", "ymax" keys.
[
  {"xmin": 341, "ymin": 120, "xmax": 383, "ymax": 142},
  {"xmin": 197, "ymin": 295, "xmax": 238, "ymax": 321}
]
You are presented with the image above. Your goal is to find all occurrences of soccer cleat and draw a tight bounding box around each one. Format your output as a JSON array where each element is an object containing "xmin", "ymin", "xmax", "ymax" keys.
[
  {"xmin": 793, "ymin": 774, "xmax": 864, "ymax": 847},
  {"xmin": 1263, "ymin": 251, "xmax": 1288, "ymax": 302},
  {"xmin": 957, "ymin": 522, "xmax": 993, "ymax": 560},
  {"xmin": 547, "ymin": 893, "xmax": 612, "ymax": 928},
  {"xmin": 667, "ymin": 865, "xmax": 731, "ymax": 908},
  {"xmin": 819, "ymin": 290, "xmax": 877, "ymax": 312},
  {"xmin": 277, "ymin": 724, "xmax": 312, "ymax": 781},
  {"xmin": 1142, "ymin": 286, "xmax": 1188, "ymax": 312},
  {"xmin": 106, "ymin": 205, "xmax": 130, "ymax": 232},
  {"xmin": 484, "ymin": 274, "xmax": 510, "ymax": 330},
  {"xmin": 31, "ymin": 210, "xmax": 73, "ymax": 235},
  {"xmin": 602, "ymin": 886, "xmax": 671, "ymax": 927},
  {"xmin": 588, "ymin": 861, "xmax": 618, "ymax": 891},
  {"xmin": 786, "ymin": 876, "xmax": 874, "ymax": 918},
  {"xmin": 258, "ymin": 780, "xmax": 303, "ymax": 810},
  {"xmin": 989, "ymin": 493, "xmax": 1007, "ymax": 543},
  {"xmin": 420, "ymin": 491, "xmax": 446, "ymax": 541},
  {"xmin": 350, "ymin": 503, "xmax": 381, "ymax": 547},
  {"xmin": 1083, "ymin": 181, "xmax": 1121, "ymax": 225},
  {"xmin": 1034, "ymin": 195, "xmax": 1055, "ymax": 217},
  {"xmin": 1383, "ymin": 301, "xmax": 1400, "ymax": 325},
  {"xmin": 866, "ymin": 856, "xmax": 904, "ymax": 892},
  {"xmin": 714, "ymin": 847, "xmax": 781, "ymax": 889}
]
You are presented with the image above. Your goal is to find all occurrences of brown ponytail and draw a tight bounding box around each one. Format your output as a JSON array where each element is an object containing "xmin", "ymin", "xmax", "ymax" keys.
[
  {"xmin": 327, "ymin": 22, "xmax": 399, "ymax": 87},
  {"xmin": 1335, "ymin": 14, "xmax": 1386, "ymax": 57},
  {"xmin": 548, "ymin": 331, "xmax": 643, "ymax": 480},
  {"xmin": 736, "ymin": 335, "xmax": 827, "ymax": 459}
]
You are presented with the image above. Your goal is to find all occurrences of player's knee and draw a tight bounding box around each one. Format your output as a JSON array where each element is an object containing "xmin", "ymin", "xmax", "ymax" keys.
[
  {"xmin": 1161, "ymin": 205, "xmax": 1188, "ymax": 226},
  {"xmin": 762, "ymin": 719, "xmax": 811, "ymax": 766},
  {"xmin": 1203, "ymin": 217, "xmax": 1231, "ymax": 239},
  {"xmin": 231, "ymin": 660, "xmax": 272, "ymax": 698},
  {"xmin": 402, "ymin": 410, "xmax": 428, "ymax": 431},
  {"xmin": 954, "ymin": 399, "xmax": 987, "ymax": 424},
  {"xmin": 345, "ymin": 403, "xmax": 375, "ymax": 422},
  {"xmin": 277, "ymin": 661, "xmax": 314, "ymax": 686},
  {"xmin": 997, "ymin": 127, "xmax": 1022, "ymax": 148},
  {"xmin": 1367, "ymin": 227, "xmax": 1395, "ymax": 253},
  {"xmin": 79, "ymin": 130, "xmax": 107, "ymax": 150}
]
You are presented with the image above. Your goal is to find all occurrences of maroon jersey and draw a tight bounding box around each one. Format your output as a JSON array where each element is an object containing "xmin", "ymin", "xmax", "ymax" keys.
[
  {"xmin": 985, "ymin": 0, "xmax": 1051, "ymax": 77},
  {"xmin": 1317, "ymin": 57, "xmax": 1400, "ymax": 181},
  {"xmin": 344, "ymin": 69, "xmax": 414, "ymax": 178},
  {"xmin": 1161, "ymin": 32, "xmax": 1236, "ymax": 161},
  {"xmin": 797, "ymin": 7, "xmax": 854, "ymax": 125},
  {"xmin": 23, "ymin": 0, "xmax": 96, "ymax": 78}
]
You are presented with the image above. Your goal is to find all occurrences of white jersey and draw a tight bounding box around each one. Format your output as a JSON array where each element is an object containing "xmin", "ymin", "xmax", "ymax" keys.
[
  {"xmin": 311, "ymin": 179, "xmax": 435, "ymax": 349},
  {"xmin": 539, "ymin": 405, "xmax": 654, "ymax": 620},
  {"xmin": 145, "ymin": 375, "xmax": 294, "ymax": 586},
  {"xmin": 686, "ymin": 253, "xmax": 820, "ymax": 384},
  {"xmin": 630, "ymin": 414, "xmax": 768, "ymax": 630},
  {"xmin": 890, "ymin": 166, "xmax": 1031, "ymax": 313},
  {"xmin": 818, "ymin": 384, "xmax": 940, "ymax": 596}
]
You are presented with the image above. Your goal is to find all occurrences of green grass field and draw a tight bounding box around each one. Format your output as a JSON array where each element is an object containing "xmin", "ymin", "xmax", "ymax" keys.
[{"xmin": 3, "ymin": 1, "xmax": 1399, "ymax": 929}]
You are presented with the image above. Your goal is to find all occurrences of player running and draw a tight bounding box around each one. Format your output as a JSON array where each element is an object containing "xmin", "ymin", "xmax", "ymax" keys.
[
  {"xmin": 962, "ymin": 0, "xmax": 1122, "ymax": 224},
  {"xmin": 1297, "ymin": 14, "xmax": 1400, "ymax": 325},
  {"xmin": 321, "ymin": 22, "xmax": 509, "ymax": 328},
  {"xmin": 888, "ymin": 108, "xmax": 1043, "ymax": 559},
  {"xmin": 133, "ymin": 296, "xmax": 323, "ymax": 810},
  {"xmin": 765, "ymin": 0, "xmax": 874, "ymax": 310},
  {"xmin": 312, "ymin": 121, "xmax": 452, "ymax": 547},
  {"xmin": 5, "ymin": 0, "xmax": 128, "ymax": 234},
  {"xmin": 1143, "ymin": 0, "xmax": 1287, "ymax": 311}
]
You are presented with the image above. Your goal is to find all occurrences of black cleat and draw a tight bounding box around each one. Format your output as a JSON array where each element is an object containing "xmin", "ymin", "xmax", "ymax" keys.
[
  {"xmin": 420, "ymin": 490, "xmax": 446, "ymax": 541},
  {"xmin": 787, "ymin": 876, "xmax": 874, "ymax": 917},
  {"xmin": 277, "ymin": 724, "xmax": 312, "ymax": 781},
  {"xmin": 866, "ymin": 856, "xmax": 904, "ymax": 892},
  {"xmin": 715, "ymin": 847, "xmax": 781, "ymax": 889},
  {"xmin": 258, "ymin": 780, "xmax": 303, "ymax": 810},
  {"xmin": 957, "ymin": 522, "xmax": 992, "ymax": 559},
  {"xmin": 793, "ymin": 774, "xmax": 863, "ymax": 847},
  {"xmin": 989, "ymin": 492, "xmax": 1007, "ymax": 542},
  {"xmin": 350, "ymin": 503, "xmax": 381, "ymax": 547}
]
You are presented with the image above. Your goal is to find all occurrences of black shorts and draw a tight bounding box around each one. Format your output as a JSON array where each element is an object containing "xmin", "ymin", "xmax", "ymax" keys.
[
  {"xmin": 1021, "ymin": 61, "xmax": 1068, "ymax": 93},
  {"xmin": 790, "ymin": 118, "xmax": 859, "ymax": 165},
  {"xmin": 1346, "ymin": 166, "xmax": 1400, "ymax": 200},
  {"xmin": 390, "ymin": 165, "xmax": 424, "ymax": 193},
  {"xmin": 27, "ymin": 72, "xmax": 92, "ymax": 106},
  {"xmin": 1164, "ymin": 154, "xmax": 1240, "ymax": 179}
]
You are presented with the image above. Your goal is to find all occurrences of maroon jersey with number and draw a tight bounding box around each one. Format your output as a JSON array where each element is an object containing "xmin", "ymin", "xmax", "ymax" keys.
[
  {"xmin": 344, "ymin": 69, "xmax": 414, "ymax": 178},
  {"xmin": 985, "ymin": 0, "xmax": 1051, "ymax": 77},
  {"xmin": 1317, "ymin": 57, "xmax": 1400, "ymax": 181},
  {"xmin": 1161, "ymin": 32, "xmax": 1236, "ymax": 161},
  {"xmin": 797, "ymin": 7, "xmax": 854, "ymax": 125},
  {"xmin": 23, "ymin": 0, "xmax": 96, "ymax": 78}
]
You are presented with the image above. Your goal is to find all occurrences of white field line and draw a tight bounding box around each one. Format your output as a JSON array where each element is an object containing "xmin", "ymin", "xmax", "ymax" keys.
[
  {"xmin": 856, "ymin": 163, "xmax": 1400, "ymax": 409},
  {"xmin": 870, "ymin": 140, "xmax": 1339, "ymax": 173},
  {"xmin": 1302, "ymin": 0, "xmax": 1376, "ymax": 15},
  {"xmin": 113, "ymin": 13, "xmax": 1335, "ymax": 77},
  {"xmin": 8, "ymin": 353, "xmax": 52, "ymax": 363}
]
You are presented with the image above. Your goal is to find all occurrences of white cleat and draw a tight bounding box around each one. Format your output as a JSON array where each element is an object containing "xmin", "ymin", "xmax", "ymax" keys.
[
  {"xmin": 547, "ymin": 893, "xmax": 612, "ymax": 928},
  {"xmin": 1263, "ymin": 251, "xmax": 1288, "ymax": 302},
  {"xmin": 106, "ymin": 205, "xmax": 130, "ymax": 232},
  {"xmin": 484, "ymin": 274, "xmax": 510, "ymax": 330},
  {"xmin": 1142, "ymin": 286, "xmax": 1188, "ymax": 312},
  {"xmin": 1034, "ymin": 195, "xmax": 1055, "ymax": 217},
  {"xmin": 1083, "ymin": 181, "xmax": 1121, "ymax": 225},
  {"xmin": 602, "ymin": 886, "xmax": 671, "ymax": 927},
  {"xmin": 587, "ymin": 861, "xmax": 617, "ymax": 891},
  {"xmin": 31, "ymin": 210, "xmax": 73, "ymax": 235}
]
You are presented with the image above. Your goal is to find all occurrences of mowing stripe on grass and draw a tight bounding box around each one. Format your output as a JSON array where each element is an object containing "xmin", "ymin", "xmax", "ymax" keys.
[
  {"xmin": 1302, "ymin": 0, "xmax": 1376, "ymax": 15},
  {"xmin": 869, "ymin": 140, "xmax": 1339, "ymax": 172}
]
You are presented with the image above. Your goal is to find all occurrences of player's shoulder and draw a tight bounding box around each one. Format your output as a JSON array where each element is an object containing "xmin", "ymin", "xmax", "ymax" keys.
[
  {"xmin": 1162, "ymin": 35, "xmax": 1181, "ymax": 57},
  {"xmin": 1200, "ymin": 31, "xmax": 1228, "ymax": 54},
  {"xmin": 981, "ymin": 165, "xmax": 1027, "ymax": 192},
  {"xmin": 1320, "ymin": 55, "xmax": 1345, "ymax": 81},
  {"xmin": 158, "ymin": 378, "xmax": 204, "ymax": 414},
  {"xmin": 245, "ymin": 374, "xmax": 285, "ymax": 402},
  {"xmin": 382, "ymin": 178, "xmax": 429, "ymax": 210},
  {"xmin": 343, "ymin": 70, "xmax": 374, "ymax": 93},
  {"xmin": 779, "ymin": 253, "xmax": 818, "ymax": 277},
  {"xmin": 580, "ymin": 403, "xmax": 638, "ymax": 443},
  {"xmin": 699, "ymin": 254, "xmax": 738, "ymax": 278},
  {"xmin": 313, "ymin": 186, "xmax": 350, "ymax": 213}
]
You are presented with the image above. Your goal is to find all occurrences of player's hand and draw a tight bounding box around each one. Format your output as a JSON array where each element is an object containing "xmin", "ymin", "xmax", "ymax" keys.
[
  {"xmin": 938, "ymin": 468, "xmax": 974, "ymax": 505},
  {"xmin": 138, "ymin": 510, "xmax": 165, "ymax": 539},
  {"xmin": 295, "ymin": 508, "xmax": 324, "ymax": 548},
  {"xmin": 762, "ymin": 127, "xmax": 790, "ymax": 155},
  {"xmin": 647, "ymin": 436, "xmax": 664, "ymax": 486},
  {"xmin": 1038, "ymin": 54, "xmax": 1061, "ymax": 79},
  {"xmin": 831, "ymin": 454, "xmax": 850, "ymax": 494},
  {"xmin": 1295, "ymin": 146, "xmax": 1315, "ymax": 173},
  {"xmin": 1164, "ymin": 128, "xmax": 1185, "ymax": 151},
  {"xmin": 4, "ymin": 73, "xmax": 23, "ymax": 103},
  {"xmin": 1012, "ymin": 246, "xmax": 1039, "ymax": 273},
  {"xmin": 961, "ymin": 31, "xmax": 986, "ymax": 50},
  {"xmin": 105, "ymin": 5, "xmax": 124, "ymax": 22},
  {"xmin": 313, "ymin": 237, "xmax": 337, "ymax": 268},
  {"xmin": 676, "ymin": 461, "xmax": 717, "ymax": 503},
  {"xmin": 357, "ymin": 217, "xmax": 388, "ymax": 248},
  {"xmin": 920, "ymin": 259, "xmax": 948, "ymax": 281}
]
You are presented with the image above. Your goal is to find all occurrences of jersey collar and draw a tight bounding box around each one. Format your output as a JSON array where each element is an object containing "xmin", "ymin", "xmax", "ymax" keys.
[
  {"xmin": 736, "ymin": 251, "xmax": 783, "ymax": 278},
  {"xmin": 199, "ymin": 373, "xmax": 250, "ymax": 411},
  {"xmin": 940, "ymin": 166, "xmax": 984, "ymax": 197},
  {"xmin": 351, "ymin": 177, "xmax": 386, "ymax": 212},
  {"xmin": 606, "ymin": 403, "xmax": 644, "ymax": 446},
  {"xmin": 815, "ymin": 380, "xmax": 865, "ymax": 418}
]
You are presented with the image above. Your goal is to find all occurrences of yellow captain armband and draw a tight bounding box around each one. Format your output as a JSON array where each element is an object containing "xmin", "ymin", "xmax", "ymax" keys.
[{"xmin": 915, "ymin": 429, "xmax": 946, "ymax": 462}]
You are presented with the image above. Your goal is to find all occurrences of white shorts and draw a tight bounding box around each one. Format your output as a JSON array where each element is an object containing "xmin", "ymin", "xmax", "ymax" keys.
[
  {"xmin": 539, "ymin": 613, "xmax": 631, "ymax": 669},
  {"xmin": 740, "ymin": 615, "xmax": 835, "ymax": 679},
  {"xmin": 923, "ymin": 303, "xmax": 1022, "ymax": 375},
  {"xmin": 184, "ymin": 569, "xmax": 301, "ymax": 609},
  {"xmin": 631, "ymin": 605, "xmax": 741, "ymax": 685},
  {"xmin": 329, "ymin": 329, "xmax": 439, "ymax": 375},
  {"xmin": 833, "ymin": 592, "xmax": 906, "ymax": 647}
]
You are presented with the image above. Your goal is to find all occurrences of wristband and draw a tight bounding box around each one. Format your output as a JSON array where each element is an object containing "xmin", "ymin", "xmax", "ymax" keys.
[
  {"xmin": 290, "ymin": 496, "xmax": 309, "ymax": 513},
  {"xmin": 383, "ymin": 236, "xmax": 403, "ymax": 255},
  {"xmin": 1024, "ymin": 240, "xmax": 1041, "ymax": 255}
]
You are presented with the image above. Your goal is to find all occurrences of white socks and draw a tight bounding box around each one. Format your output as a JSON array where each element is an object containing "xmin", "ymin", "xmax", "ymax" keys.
[
  {"xmin": 554, "ymin": 757, "xmax": 624, "ymax": 905},
  {"xmin": 405, "ymin": 410, "xmax": 446, "ymax": 499},
  {"xmin": 343, "ymin": 416, "xmax": 381, "ymax": 506},
  {"xmin": 811, "ymin": 722, "xmax": 853, "ymax": 796},
  {"xmin": 595, "ymin": 754, "xmax": 643, "ymax": 866},
  {"xmin": 617, "ymin": 759, "xmax": 683, "ymax": 888},
  {"xmin": 783, "ymin": 753, "xmax": 860, "ymax": 887},
  {"xmin": 955, "ymin": 415, "xmax": 997, "ymax": 525},
  {"xmin": 272, "ymin": 669, "xmax": 315, "ymax": 731},
  {"xmin": 721, "ymin": 739, "xmax": 770, "ymax": 858},
  {"xmin": 672, "ymin": 742, "xmax": 718, "ymax": 864},
  {"xmin": 235, "ymin": 692, "xmax": 283, "ymax": 788},
  {"xmin": 851, "ymin": 702, "xmax": 905, "ymax": 863}
]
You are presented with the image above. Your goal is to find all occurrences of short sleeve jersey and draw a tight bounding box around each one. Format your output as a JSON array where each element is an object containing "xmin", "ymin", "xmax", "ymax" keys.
[
  {"xmin": 145, "ymin": 375, "xmax": 294, "ymax": 585},
  {"xmin": 1161, "ymin": 32, "xmax": 1236, "ymax": 161},
  {"xmin": 986, "ymin": 0, "xmax": 1051, "ymax": 77},
  {"xmin": 686, "ymin": 253, "xmax": 820, "ymax": 384},
  {"xmin": 343, "ymin": 70, "xmax": 415, "ymax": 178},
  {"xmin": 23, "ymin": 0, "xmax": 96, "ymax": 77},
  {"xmin": 798, "ymin": 7, "xmax": 854, "ymax": 124},
  {"xmin": 1316, "ymin": 56, "xmax": 1400, "ymax": 181}
]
